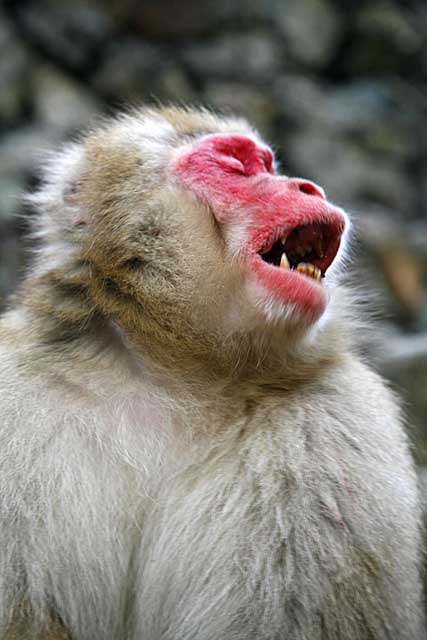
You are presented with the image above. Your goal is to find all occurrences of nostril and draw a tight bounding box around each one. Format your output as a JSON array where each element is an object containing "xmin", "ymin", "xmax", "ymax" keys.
[
  {"xmin": 289, "ymin": 178, "xmax": 326, "ymax": 200},
  {"xmin": 299, "ymin": 182, "xmax": 319, "ymax": 196}
]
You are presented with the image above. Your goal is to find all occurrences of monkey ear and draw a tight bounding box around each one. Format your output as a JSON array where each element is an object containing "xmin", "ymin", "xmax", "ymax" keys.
[
  {"xmin": 26, "ymin": 143, "xmax": 90, "ymax": 276},
  {"xmin": 63, "ymin": 179, "xmax": 87, "ymax": 227},
  {"xmin": 27, "ymin": 142, "xmax": 88, "ymax": 230}
]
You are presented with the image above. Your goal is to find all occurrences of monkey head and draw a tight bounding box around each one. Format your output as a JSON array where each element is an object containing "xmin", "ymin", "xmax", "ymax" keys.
[{"xmin": 30, "ymin": 107, "xmax": 348, "ymax": 369}]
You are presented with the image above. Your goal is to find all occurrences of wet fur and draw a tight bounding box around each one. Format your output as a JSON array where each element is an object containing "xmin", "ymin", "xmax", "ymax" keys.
[{"xmin": 0, "ymin": 106, "xmax": 424, "ymax": 639}]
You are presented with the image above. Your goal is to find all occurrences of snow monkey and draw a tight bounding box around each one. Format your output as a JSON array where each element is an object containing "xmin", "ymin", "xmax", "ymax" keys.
[{"xmin": 0, "ymin": 106, "xmax": 424, "ymax": 640}]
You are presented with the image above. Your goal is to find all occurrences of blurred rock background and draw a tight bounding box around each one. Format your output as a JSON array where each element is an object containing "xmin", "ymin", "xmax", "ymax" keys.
[{"xmin": 0, "ymin": 0, "xmax": 426, "ymax": 470}]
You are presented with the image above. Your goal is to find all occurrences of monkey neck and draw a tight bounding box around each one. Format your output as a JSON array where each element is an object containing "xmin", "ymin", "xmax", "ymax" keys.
[
  {"xmin": 14, "ymin": 270, "xmax": 352, "ymax": 399},
  {"xmin": 128, "ymin": 324, "xmax": 349, "ymax": 398},
  {"xmin": 113, "ymin": 288, "xmax": 352, "ymax": 390}
]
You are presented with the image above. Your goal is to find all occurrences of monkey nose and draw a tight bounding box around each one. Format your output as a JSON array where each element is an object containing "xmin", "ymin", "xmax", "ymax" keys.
[{"xmin": 287, "ymin": 178, "xmax": 326, "ymax": 200}]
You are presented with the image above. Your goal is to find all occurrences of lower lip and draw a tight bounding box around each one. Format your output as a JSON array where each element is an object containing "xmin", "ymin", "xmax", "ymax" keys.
[{"xmin": 250, "ymin": 255, "xmax": 327, "ymax": 320}]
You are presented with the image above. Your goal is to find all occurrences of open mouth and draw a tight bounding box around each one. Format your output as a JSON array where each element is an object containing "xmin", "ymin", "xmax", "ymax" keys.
[{"xmin": 258, "ymin": 220, "xmax": 342, "ymax": 282}]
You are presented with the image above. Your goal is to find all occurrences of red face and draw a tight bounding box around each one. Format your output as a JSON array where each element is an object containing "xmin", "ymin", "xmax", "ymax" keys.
[{"xmin": 170, "ymin": 134, "xmax": 347, "ymax": 323}]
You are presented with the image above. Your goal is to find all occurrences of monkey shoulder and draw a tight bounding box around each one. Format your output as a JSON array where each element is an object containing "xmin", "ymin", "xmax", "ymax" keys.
[
  {"xmin": 274, "ymin": 356, "xmax": 415, "ymax": 496},
  {"xmin": 271, "ymin": 355, "xmax": 409, "ymax": 461},
  {"xmin": 231, "ymin": 355, "xmax": 419, "ymax": 554}
]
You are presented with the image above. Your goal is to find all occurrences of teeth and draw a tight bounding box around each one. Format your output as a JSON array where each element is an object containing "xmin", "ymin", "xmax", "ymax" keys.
[
  {"xmin": 296, "ymin": 262, "xmax": 321, "ymax": 281},
  {"xmin": 280, "ymin": 252, "xmax": 290, "ymax": 269},
  {"xmin": 297, "ymin": 263, "xmax": 314, "ymax": 277}
]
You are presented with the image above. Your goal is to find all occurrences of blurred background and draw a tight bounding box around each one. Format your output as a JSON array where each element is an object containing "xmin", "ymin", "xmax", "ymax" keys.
[{"xmin": 0, "ymin": 0, "xmax": 426, "ymax": 475}]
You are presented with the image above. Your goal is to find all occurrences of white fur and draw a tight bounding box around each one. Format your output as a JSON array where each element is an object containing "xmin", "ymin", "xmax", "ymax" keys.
[
  {"xmin": 1, "ymin": 336, "xmax": 422, "ymax": 639},
  {"xmin": 0, "ymin": 109, "xmax": 424, "ymax": 640}
]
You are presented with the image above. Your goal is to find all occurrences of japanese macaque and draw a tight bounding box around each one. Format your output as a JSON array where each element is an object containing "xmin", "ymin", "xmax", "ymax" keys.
[{"xmin": 0, "ymin": 106, "xmax": 424, "ymax": 640}]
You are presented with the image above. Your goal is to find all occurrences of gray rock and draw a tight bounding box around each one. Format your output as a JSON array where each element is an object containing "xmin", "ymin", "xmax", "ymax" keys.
[
  {"xmin": 347, "ymin": 4, "xmax": 422, "ymax": 73},
  {"xmin": 275, "ymin": 76, "xmax": 391, "ymax": 132},
  {"xmin": 283, "ymin": 129, "xmax": 415, "ymax": 211},
  {"xmin": 417, "ymin": 467, "xmax": 427, "ymax": 524},
  {"xmin": 104, "ymin": 0, "xmax": 223, "ymax": 37},
  {"xmin": 356, "ymin": 4, "xmax": 421, "ymax": 55},
  {"xmin": 0, "ymin": 226, "xmax": 24, "ymax": 309},
  {"xmin": 153, "ymin": 66, "xmax": 196, "ymax": 103},
  {"xmin": 182, "ymin": 32, "xmax": 283, "ymax": 81},
  {"xmin": 106, "ymin": 0, "xmax": 272, "ymax": 38},
  {"xmin": 275, "ymin": 76, "xmax": 418, "ymax": 162},
  {"xmin": 0, "ymin": 176, "xmax": 26, "ymax": 222},
  {"xmin": 9, "ymin": 1, "xmax": 113, "ymax": 72},
  {"xmin": 93, "ymin": 38, "xmax": 170, "ymax": 100},
  {"xmin": 355, "ymin": 206, "xmax": 415, "ymax": 252},
  {"xmin": 33, "ymin": 66, "xmax": 101, "ymax": 133},
  {"xmin": 274, "ymin": 0, "xmax": 341, "ymax": 68},
  {"xmin": 354, "ymin": 207, "xmax": 427, "ymax": 330},
  {"xmin": 0, "ymin": 16, "xmax": 30, "ymax": 123},
  {"xmin": 203, "ymin": 82, "xmax": 276, "ymax": 136},
  {"xmin": 379, "ymin": 332, "xmax": 427, "ymax": 465},
  {"xmin": 381, "ymin": 333, "xmax": 427, "ymax": 369},
  {"xmin": 406, "ymin": 222, "xmax": 427, "ymax": 261},
  {"xmin": 420, "ymin": 165, "xmax": 427, "ymax": 220},
  {"xmin": 0, "ymin": 126, "xmax": 57, "ymax": 177}
]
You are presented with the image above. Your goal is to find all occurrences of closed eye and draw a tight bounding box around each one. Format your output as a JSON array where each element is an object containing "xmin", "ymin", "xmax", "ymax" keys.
[{"xmin": 217, "ymin": 154, "xmax": 245, "ymax": 175}]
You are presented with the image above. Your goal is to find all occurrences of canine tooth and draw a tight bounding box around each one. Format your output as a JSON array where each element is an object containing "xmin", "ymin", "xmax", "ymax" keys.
[
  {"xmin": 314, "ymin": 238, "xmax": 324, "ymax": 258},
  {"xmin": 280, "ymin": 236, "xmax": 287, "ymax": 245},
  {"xmin": 313, "ymin": 266, "xmax": 321, "ymax": 281},
  {"xmin": 280, "ymin": 252, "xmax": 290, "ymax": 269}
]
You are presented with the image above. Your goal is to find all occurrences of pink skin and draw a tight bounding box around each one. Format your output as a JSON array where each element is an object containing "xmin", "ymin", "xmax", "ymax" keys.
[{"xmin": 170, "ymin": 134, "xmax": 347, "ymax": 321}]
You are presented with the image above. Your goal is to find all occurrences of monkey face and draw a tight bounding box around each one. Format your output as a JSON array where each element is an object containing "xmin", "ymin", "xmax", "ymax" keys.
[{"xmin": 170, "ymin": 132, "xmax": 348, "ymax": 326}]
